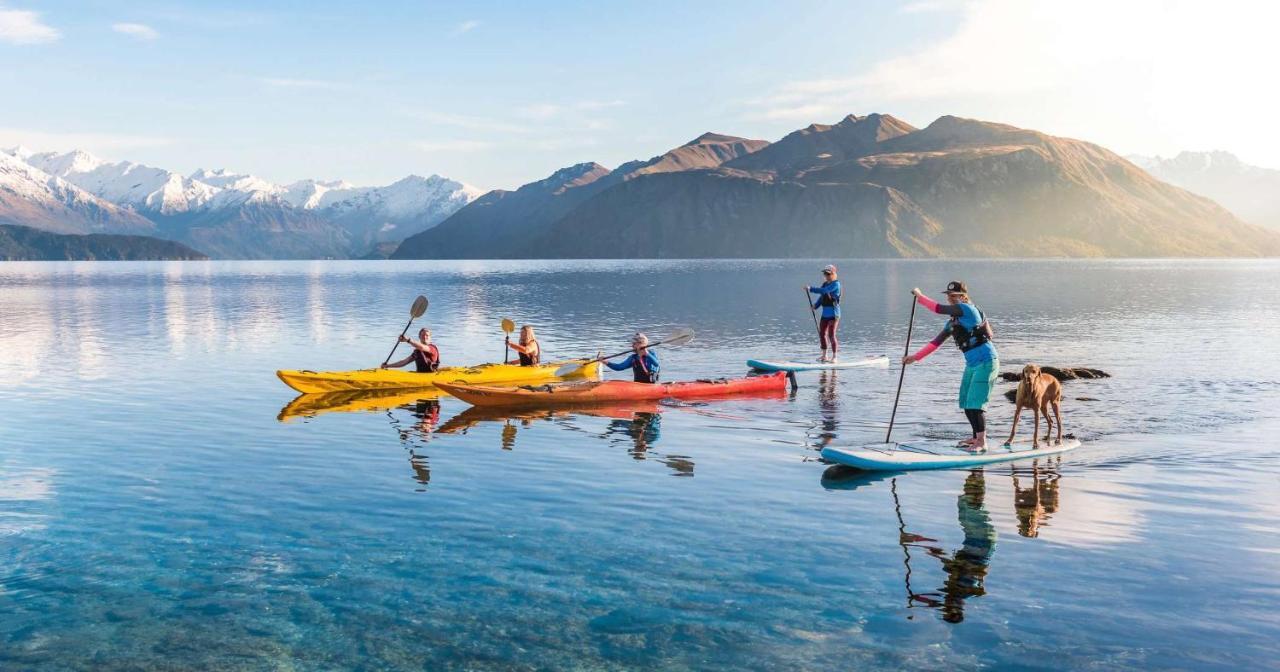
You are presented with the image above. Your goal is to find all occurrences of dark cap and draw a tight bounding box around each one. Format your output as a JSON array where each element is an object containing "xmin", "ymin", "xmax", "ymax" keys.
[{"xmin": 944, "ymin": 280, "xmax": 969, "ymax": 294}]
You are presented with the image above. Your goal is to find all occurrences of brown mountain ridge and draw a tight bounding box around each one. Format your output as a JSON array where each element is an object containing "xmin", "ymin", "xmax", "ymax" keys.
[{"xmin": 392, "ymin": 113, "xmax": 1280, "ymax": 259}]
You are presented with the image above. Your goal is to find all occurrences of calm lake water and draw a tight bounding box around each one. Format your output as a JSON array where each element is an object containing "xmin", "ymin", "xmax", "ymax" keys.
[{"xmin": 2, "ymin": 259, "xmax": 1279, "ymax": 670}]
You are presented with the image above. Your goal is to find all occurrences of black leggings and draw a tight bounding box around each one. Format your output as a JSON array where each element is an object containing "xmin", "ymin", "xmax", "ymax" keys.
[{"xmin": 964, "ymin": 409, "xmax": 986, "ymax": 436}]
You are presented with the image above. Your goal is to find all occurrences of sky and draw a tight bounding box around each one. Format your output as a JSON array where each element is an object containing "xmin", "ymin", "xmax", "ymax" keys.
[{"xmin": 2, "ymin": 0, "xmax": 1278, "ymax": 190}]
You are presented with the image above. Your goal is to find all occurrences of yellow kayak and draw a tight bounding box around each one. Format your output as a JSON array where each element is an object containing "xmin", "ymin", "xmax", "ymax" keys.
[{"xmin": 276, "ymin": 360, "xmax": 600, "ymax": 394}]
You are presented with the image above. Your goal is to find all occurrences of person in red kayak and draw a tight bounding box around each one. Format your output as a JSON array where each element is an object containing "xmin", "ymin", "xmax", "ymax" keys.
[
  {"xmin": 505, "ymin": 325, "xmax": 541, "ymax": 366},
  {"xmin": 382, "ymin": 327, "xmax": 440, "ymax": 373},
  {"xmin": 806, "ymin": 264, "xmax": 842, "ymax": 362},
  {"xmin": 605, "ymin": 332, "xmax": 660, "ymax": 383}
]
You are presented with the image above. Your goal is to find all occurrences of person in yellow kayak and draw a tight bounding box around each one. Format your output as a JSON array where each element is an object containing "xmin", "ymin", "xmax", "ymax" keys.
[
  {"xmin": 605, "ymin": 332, "xmax": 660, "ymax": 383},
  {"xmin": 382, "ymin": 327, "xmax": 440, "ymax": 373},
  {"xmin": 505, "ymin": 325, "xmax": 541, "ymax": 366}
]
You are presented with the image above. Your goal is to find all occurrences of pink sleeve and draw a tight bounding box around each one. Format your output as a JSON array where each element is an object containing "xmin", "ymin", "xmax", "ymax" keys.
[
  {"xmin": 912, "ymin": 341, "xmax": 940, "ymax": 361},
  {"xmin": 915, "ymin": 294, "xmax": 942, "ymax": 313}
]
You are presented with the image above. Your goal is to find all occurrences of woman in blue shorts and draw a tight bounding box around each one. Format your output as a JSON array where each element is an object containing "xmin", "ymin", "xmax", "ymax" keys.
[{"xmin": 902, "ymin": 281, "xmax": 1000, "ymax": 452}]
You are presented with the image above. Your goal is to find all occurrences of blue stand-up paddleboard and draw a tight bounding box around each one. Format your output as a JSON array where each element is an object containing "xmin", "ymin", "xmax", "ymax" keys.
[
  {"xmin": 821, "ymin": 438, "xmax": 1081, "ymax": 471},
  {"xmin": 747, "ymin": 355, "xmax": 889, "ymax": 372}
]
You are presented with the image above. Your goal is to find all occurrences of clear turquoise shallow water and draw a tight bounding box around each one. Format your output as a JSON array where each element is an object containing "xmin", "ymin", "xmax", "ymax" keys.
[{"xmin": 1, "ymin": 259, "xmax": 1279, "ymax": 670}]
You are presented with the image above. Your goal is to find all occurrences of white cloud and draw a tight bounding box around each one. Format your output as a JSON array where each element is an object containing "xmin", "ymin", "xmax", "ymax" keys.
[
  {"xmin": 452, "ymin": 19, "xmax": 480, "ymax": 36},
  {"xmin": 112, "ymin": 22, "xmax": 158, "ymax": 40},
  {"xmin": 0, "ymin": 6, "xmax": 60, "ymax": 44},
  {"xmin": 746, "ymin": 0, "xmax": 1280, "ymax": 163},
  {"xmin": 517, "ymin": 103, "xmax": 562, "ymax": 121},
  {"xmin": 0, "ymin": 126, "xmax": 172, "ymax": 153},
  {"xmin": 258, "ymin": 77, "xmax": 342, "ymax": 90},
  {"xmin": 412, "ymin": 139, "xmax": 494, "ymax": 153}
]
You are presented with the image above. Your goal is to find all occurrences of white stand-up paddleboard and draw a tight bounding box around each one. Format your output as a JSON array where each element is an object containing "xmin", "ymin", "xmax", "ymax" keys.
[
  {"xmin": 747, "ymin": 355, "xmax": 889, "ymax": 372},
  {"xmin": 821, "ymin": 437, "xmax": 1081, "ymax": 471}
]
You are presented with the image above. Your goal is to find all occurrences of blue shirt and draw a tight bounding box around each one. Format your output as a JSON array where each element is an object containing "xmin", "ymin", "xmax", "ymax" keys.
[
  {"xmin": 809, "ymin": 280, "xmax": 841, "ymax": 319},
  {"xmin": 606, "ymin": 352, "xmax": 659, "ymax": 378},
  {"xmin": 949, "ymin": 302, "xmax": 997, "ymax": 366}
]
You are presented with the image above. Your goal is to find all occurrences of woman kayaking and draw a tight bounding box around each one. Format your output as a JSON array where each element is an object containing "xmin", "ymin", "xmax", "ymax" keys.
[
  {"xmin": 902, "ymin": 281, "xmax": 999, "ymax": 452},
  {"xmin": 505, "ymin": 325, "xmax": 541, "ymax": 366},
  {"xmin": 806, "ymin": 264, "xmax": 841, "ymax": 362},
  {"xmin": 605, "ymin": 332, "xmax": 660, "ymax": 383},
  {"xmin": 382, "ymin": 327, "xmax": 441, "ymax": 373}
]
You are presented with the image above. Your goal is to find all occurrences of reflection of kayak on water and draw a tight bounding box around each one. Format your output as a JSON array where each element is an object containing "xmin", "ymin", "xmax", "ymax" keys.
[
  {"xmin": 275, "ymin": 360, "xmax": 600, "ymax": 394},
  {"xmin": 436, "ymin": 372, "xmax": 789, "ymax": 408},
  {"xmin": 277, "ymin": 388, "xmax": 444, "ymax": 422},
  {"xmin": 435, "ymin": 402, "xmax": 663, "ymax": 435}
]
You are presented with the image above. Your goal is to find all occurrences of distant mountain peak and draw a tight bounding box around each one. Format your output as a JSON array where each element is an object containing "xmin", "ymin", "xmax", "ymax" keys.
[
  {"xmin": 685, "ymin": 132, "xmax": 745, "ymax": 146},
  {"xmin": 3, "ymin": 145, "xmax": 35, "ymax": 160}
]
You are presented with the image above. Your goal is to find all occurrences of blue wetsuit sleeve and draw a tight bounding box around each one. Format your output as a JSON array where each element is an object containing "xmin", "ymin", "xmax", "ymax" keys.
[
  {"xmin": 933, "ymin": 303, "xmax": 964, "ymax": 318},
  {"xmin": 605, "ymin": 355, "xmax": 635, "ymax": 371}
]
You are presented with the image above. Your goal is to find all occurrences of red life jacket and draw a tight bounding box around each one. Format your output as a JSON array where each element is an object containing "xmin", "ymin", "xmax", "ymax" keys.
[{"xmin": 413, "ymin": 344, "xmax": 440, "ymax": 373}]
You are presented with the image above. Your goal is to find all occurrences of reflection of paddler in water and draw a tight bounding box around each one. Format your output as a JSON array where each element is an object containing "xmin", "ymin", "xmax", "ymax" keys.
[
  {"xmin": 892, "ymin": 470, "xmax": 996, "ymax": 623},
  {"xmin": 815, "ymin": 370, "xmax": 839, "ymax": 448},
  {"xmin": 396, "ymin": 398, "xmax": 441, "ymax": 490},
  {"xmin": 603, "ymin": 409, "xmax": 693, "ymax": 476},
  {"xmin": 1011, "ymin": 459, "xmax": 1062, "ymax": 538}
]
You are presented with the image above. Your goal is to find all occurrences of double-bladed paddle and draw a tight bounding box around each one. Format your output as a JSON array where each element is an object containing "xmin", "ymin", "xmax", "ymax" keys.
[
  {"xmin": 502, "ymin": 318, "xmax": 515, "ymax": 364},
  {"xmin": 382, "ymin": 295, "xmax": 429, "ymax": 366},
  {"xmin": 554, "ymin": 327, "xmax": 695, "ymax": 377}
]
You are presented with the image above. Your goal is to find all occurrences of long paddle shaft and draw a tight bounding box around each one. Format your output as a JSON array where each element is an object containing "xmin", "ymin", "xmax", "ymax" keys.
[
  {"xmin": 885, "ymin": 296, "xmax": 918, "ymax": 443},
  {"xmin": 804, "ymin": 287, "xmax": 821, "ymax": 336},
  {"xmin": 384, "ymin": 316, "xmax": 417, "ymax": 366},
  {"xmin": 502, "ymin": 318, "xmax": 515, "ymax": 364},
  {"xmin": 382, "ymin": 295, "xmax": 430, "ymax": 366},
  {"xmin": 555, "ymin": 328, "xmax": 695, "ymax": 377}
]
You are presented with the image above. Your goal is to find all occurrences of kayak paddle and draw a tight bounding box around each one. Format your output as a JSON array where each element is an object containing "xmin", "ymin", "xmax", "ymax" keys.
[
  {"xmin": 382, "ymin": 295, "xmax": 429, "ymax": 366},
  {"xmin": 885, "ymin": 295, "xmax": 918, "ymax": 443},
  {"xmin": 502, "ymin": 318, "xmax": 515, "ymax": 364},
  {"xmin": 554, "ymin": 327, "xmax": 695, "ymax": 377},
  {"xmin": 804, "ymin": 287, "xmax": 820, "ymax": 338}
]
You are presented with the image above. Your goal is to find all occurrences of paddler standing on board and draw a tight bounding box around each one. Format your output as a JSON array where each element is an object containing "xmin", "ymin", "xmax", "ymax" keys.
[
  {"xmin": 605, "ymin": 332, "xmax": 660, "ymax": 383},
  {"xmin": 902, "ymin": 281, "xmax": 999, "ymax": 452},
  {"xmin": 806, "ymin": 265, "xmax": 842, "ymax": 362}
]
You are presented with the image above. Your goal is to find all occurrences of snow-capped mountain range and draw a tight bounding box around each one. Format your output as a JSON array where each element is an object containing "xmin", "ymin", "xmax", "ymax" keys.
[
  {"xmin": 1129, "ymin": 151, "xmax": 1280, "ymax": 230},
  {"xmin": 0, "ymin": 146, "xmax": 482, "ymax": 258}
]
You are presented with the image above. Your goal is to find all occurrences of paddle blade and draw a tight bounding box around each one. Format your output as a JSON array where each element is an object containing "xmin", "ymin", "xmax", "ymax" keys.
[
  {"xmin": 554, "ymin": 361, "xmax": 585, "ymax": 377},
  {"xmin": 501, "ymin": 318, "xmax": 515, "ymax": 333},
  {"xmin": 661, "ymin": 327, "xmax": 695, "ymax": 347},
  {"xmin": 410, "ymin": 295, "xmax": 429, "ymax": 318}
]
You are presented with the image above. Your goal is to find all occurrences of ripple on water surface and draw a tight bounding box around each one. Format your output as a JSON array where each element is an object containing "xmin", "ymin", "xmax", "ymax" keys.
[{"xmin": 1, "ymin": 259, "xmax": 1279, "ymax": 670}]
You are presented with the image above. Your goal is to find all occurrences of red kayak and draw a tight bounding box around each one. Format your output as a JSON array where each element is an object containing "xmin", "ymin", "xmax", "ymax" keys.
[{"xmin": 436, "ymin": 372, "xmax": 789, "ymax": 408}]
